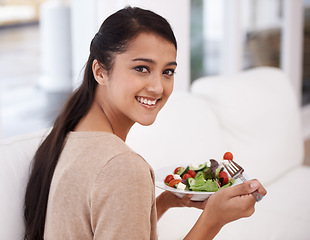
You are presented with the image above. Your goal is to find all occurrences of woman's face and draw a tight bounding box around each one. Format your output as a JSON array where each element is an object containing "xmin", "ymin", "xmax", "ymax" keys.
[{"xmin": 98, "ymin": 32, "xmax": 177, "ymax": 128}]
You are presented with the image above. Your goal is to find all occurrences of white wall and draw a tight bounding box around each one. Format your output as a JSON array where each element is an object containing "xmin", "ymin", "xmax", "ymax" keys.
[
  {"xmin": 39, "ymin": 1, "xmax": 72, "ymax": 92},
  {"xmin": 71, "ymin": 0, "xmax": 98, "ymax": 89},
  {"xmin": 71, "ymin": 0, "xmax": 191, "ymax": 91}
]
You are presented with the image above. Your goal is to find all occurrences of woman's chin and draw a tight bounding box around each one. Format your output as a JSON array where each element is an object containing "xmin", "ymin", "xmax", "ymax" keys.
[{"xmin": 137, "ymin": 117, "xmax": 157, "ymax": 126}]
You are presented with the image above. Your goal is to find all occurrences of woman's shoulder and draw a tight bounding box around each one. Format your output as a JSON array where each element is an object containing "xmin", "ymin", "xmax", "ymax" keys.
[
  {"xmin": 107, "ymin": 150, "xmax": 153, "ymax": 175},
  {"xmin": 62, "ymin": 131, "xmax": 153, "ymax": 180},
  {"xmin": 92, "ymin": 150, "xmax": 155, "ymax": 197}
]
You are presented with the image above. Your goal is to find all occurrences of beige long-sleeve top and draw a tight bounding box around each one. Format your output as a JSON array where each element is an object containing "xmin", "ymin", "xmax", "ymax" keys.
[{"xmin": 44, "ymin": 131, "xmax": 157, "ymax": 239}]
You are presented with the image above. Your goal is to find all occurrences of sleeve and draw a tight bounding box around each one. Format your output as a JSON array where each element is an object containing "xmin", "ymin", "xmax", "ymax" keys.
[{"xmin": 90, "ymin": 151, "xmax": 156, "ymax": 240}]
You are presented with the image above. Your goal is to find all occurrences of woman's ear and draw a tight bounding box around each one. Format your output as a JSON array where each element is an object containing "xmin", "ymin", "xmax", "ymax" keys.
[{"xmin": 92, "ymin": 59, "xmax": 108, "ymax": 85}]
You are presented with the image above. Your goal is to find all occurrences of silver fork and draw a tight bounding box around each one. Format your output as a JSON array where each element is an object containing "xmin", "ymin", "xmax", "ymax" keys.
[{"xmin": 224, "ymin": 160, "xmax": 263, "ymax": 202}]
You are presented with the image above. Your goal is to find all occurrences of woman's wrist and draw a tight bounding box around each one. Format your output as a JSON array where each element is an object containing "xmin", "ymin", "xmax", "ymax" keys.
[
  {"xmin": 156, "ymin": 191, "xmax": 179, "ymax": 220},
  {"xmin": 156, "ymin": 191, "xmax": 224, "ymax": 239},
  {"xmin": 156, "ymin": 192, "xmax": 169, "ymax": 220},
  {"xmin": 184, "ymin": 208, "xmax": 224, "ymax": 240}
]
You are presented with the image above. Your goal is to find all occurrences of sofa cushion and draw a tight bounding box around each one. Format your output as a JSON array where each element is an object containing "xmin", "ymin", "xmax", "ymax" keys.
[
  {"xmin": 0, "ymin": 129, "xmax": 48, "ymax": 240},
  {"xmin": 214, "ymin": 165, "xmax": 310, "ymax": 240},
  {"xmin": 191, "ymin": 67, "xmax": 304, "ymax": 185},
  {"xmin": 127, "ymin": 90, "xmax": 226, "ymax": 170}
]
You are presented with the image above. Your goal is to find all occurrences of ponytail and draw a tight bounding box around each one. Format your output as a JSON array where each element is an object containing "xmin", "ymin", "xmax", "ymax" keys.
[{"xmin": 23, "ymin": 57, "xmax": 96, "ymax": 240}]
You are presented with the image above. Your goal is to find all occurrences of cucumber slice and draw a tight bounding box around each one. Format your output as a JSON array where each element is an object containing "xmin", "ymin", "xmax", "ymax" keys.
[
  {"xmin": 189, "ymin": 163, "xmax": 207, "ymax": 172},
  {"xmin": 186, "ymin": 177, "xmax": 195, "ymax": 189},
  {"xmin": 180, "ymin": 166, "xmax": 190, "ymax": 178}
]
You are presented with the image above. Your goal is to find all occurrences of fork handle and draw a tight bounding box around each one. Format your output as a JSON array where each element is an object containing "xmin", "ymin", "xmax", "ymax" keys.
[
  {"xmin": 251, "ymin": 190, "xmax": 263, "ymax": 202},
  {"xmin": 239, "ymin": 176, "xmax": 263, "ymax": 202}
]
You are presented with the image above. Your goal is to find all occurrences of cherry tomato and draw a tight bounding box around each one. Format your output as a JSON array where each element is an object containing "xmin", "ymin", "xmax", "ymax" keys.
[
  {"xmin": 223, "ymin": 152, "xmax": 233, "ymax": 161},
  {"xmin": 182, "ymin": 173, "xmax": 191, "ymax": 180},
  {"xmin": 164, "ymin": 174, "xmax": 174, "ymax": 184},
  {"xmin": 168, "ymin": 179, "xmax": 182, "ymax": 188},
  {"xmin": 174, "ymin": 167, "xmax": 183, "ymax": 174},
  {"xmin": 187, "ymin": 170, "xmax": 196, "ymax": 178},
  {"xmin": 219, "ymin": 171, "xmax": 229, "ymax": 185}
]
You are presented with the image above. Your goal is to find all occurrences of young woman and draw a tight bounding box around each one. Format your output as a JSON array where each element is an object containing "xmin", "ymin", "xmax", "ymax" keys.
[{"xmin": 24, "ymin": 6, "xmax": 266, "ymax": 240}]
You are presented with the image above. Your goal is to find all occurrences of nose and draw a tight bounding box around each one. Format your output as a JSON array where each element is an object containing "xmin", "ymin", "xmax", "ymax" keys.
[{"xmin": 146, "ymin": 74, "xmax": 164, "ymax": 95}]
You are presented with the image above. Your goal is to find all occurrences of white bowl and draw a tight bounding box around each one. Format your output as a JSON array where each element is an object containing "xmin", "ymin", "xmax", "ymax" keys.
[{"xmin": 155, "ymin": 165, "xmax": 216, "ymax": 201}]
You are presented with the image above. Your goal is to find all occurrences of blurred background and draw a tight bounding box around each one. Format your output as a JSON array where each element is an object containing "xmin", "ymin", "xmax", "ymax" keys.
[{"xmin": 0, "ymin": 0, "xmax": 309, "ymax": 164}]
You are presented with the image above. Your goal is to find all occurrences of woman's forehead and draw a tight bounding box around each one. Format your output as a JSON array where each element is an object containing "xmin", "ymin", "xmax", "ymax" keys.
[{"xmin": 118, "ymin": 32, "xmax": 177, "ymax": 62}]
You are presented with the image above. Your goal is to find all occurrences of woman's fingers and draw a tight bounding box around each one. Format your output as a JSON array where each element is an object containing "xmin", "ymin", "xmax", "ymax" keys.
[
  {"xmin": 223, "ymin": 179, "xmax": 267, "ymax": 200},
  {"xmin": 251, "ymin": 179, "xmax": 267, "ymax": 196},
  {"xmin": 181, "ymin": 194, "xmax": 207, "ymax": 210}
]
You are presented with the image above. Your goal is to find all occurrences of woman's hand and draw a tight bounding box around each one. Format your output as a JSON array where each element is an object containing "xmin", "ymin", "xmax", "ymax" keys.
[
  {"xmin": 156, "ymin": 191, "xmax": 208, "ymax": 220},
  {"xmin": 184, "ymin": 179, "xmax": 267, "ymax": 240},
  {"xmin": 204, "ymin": 179, "xmax": 267, "ymax": 225},
  {"xmin": 175, "ymin": 193, "xmax": 207, "ymax": 210}
]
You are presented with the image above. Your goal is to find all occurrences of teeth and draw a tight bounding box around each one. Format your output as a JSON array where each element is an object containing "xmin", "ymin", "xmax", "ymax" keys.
[{"xmin": 137, "ymin": 97, "xmax": 157, "ymax": 106}]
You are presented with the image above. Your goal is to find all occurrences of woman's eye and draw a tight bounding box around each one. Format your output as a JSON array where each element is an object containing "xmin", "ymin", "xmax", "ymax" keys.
[
  {"xmin": 134, "ymin": 66, "xmax": 149, "ymax": 73},
  {"xmin": 163, "ymin": 69, "xmax": 175, "ymax": 76}
]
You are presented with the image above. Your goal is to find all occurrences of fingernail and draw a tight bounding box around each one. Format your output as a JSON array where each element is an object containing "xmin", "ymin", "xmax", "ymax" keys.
[{"xmin": 250, "ymin": 182, "xmax": 258, "ymax": 189}]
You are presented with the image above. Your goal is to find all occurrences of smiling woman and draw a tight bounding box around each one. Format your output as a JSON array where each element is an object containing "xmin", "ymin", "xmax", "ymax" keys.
[
  {"xmin": 23, "ymin": 6, "xmax": 266, "ymax": 240},
  {"xmin": 24, "ymin": 7, "xmax": 178, "ymax": 240}
]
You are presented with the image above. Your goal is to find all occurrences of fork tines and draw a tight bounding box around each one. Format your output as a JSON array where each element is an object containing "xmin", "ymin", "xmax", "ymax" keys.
[
  {"xmin": 224, "ymin": 160, "xmax": 264, "ymax": 202},
  {"xmin": 224, "ymin": 160, "xmax": 244, "ymax": 178}
]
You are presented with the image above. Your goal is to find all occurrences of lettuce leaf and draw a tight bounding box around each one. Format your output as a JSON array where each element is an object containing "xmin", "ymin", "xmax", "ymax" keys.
[
  {"xmin": 190, "ymin": 179, "xmax": 218, "ymax": 192},
  {"xmin": 190, "ymin": 173, "xmax": 219, "ymax": 192}
]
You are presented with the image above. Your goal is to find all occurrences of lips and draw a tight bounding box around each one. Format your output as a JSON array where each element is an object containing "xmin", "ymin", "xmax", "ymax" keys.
[{"xmin": 136, "ymin": 96, "xmax": 160, "ymax": 106}]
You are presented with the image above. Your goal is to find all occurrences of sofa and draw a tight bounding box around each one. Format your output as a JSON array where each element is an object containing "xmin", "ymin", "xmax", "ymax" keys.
[{"xmin": 1, "ymin": 67, "xmax": 309, "ymax": 240}]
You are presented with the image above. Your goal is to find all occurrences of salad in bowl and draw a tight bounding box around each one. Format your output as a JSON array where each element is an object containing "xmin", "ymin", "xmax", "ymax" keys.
[{"xmin": 155, "ymin": 152, "xmax": 236, "ymax": 201}]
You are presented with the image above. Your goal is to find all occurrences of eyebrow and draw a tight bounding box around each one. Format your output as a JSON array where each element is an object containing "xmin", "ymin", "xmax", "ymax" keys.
[{"xmin": 132, "ymin": 58, "xmax": 177, "ymax": 67}]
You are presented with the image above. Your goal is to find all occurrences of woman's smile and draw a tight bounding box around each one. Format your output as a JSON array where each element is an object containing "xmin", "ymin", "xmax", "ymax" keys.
[{"xmin": 136, "ymin": 96, "xmax": 161, "ymax": 108}]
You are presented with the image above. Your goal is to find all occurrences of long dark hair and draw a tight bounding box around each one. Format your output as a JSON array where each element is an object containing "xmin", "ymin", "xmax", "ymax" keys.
[{"xmin": 24, "ymin": 6, "xmax": 177, "ymax": 240}]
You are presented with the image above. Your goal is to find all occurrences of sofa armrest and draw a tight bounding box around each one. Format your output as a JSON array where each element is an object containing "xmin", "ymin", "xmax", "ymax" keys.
[{"xmin": 0, "ymin": 129, "xmax": 49, "ymax": 240}]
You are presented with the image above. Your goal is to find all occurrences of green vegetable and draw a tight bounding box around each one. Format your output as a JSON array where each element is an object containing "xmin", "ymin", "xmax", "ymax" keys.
[
  {"xmin": 194, "ymin": 173, "xmax": 205, "ymax": 185},
  {"xmin": 195, "ymin": 170, "xmax": 204, "ymax": 180},
  {"xmin": 189, "ymin": 174, "xmax": 219, "ymax": 192},
  {"xmin": 189, "ymin": 163, "xmax": 207, "ymax": 172},
  {"xmin": 190, "ymin": 179, "xmax": 218, "ymax": 192},
  {"xmin": 180, "ymin": 166, "xmax": 190, "ymax": 178},
  {"xmin": 186, "ymin": 177, "xmax": 195, "ymax": 189}
]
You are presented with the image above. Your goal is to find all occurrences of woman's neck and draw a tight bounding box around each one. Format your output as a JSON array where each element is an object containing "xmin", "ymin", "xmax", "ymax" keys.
[{"xmin": 74, "ymin": 101, "xmax": 133, "ymax": 142}]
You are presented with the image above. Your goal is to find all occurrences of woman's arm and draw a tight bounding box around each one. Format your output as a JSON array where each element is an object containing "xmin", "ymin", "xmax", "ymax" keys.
[
  {"xmin": 157, "ymin": 179, "xmax": 267, "ymax": 239},
  {"xmin": 92, "ymin": 152, "xmax": 156, "ymax": 239}
]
